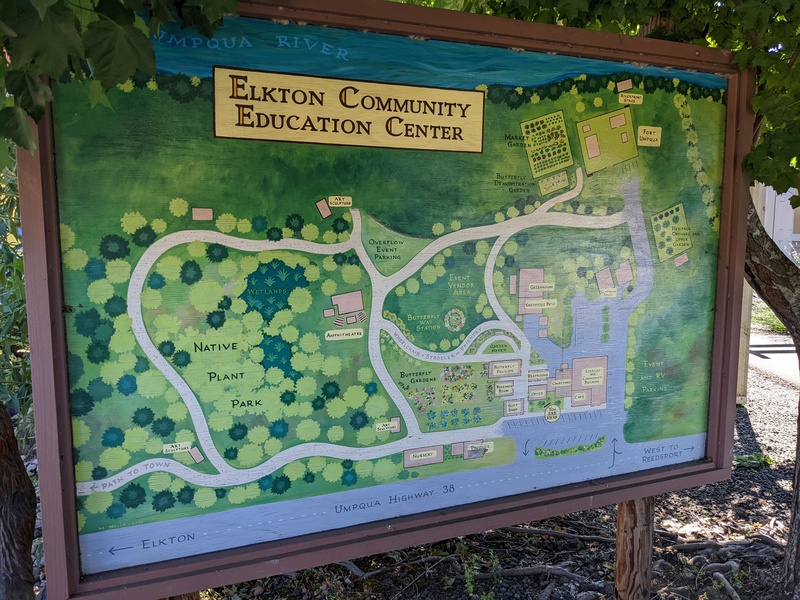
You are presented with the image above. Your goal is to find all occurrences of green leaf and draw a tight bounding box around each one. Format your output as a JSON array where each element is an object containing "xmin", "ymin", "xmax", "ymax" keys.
[
  {"xmin": 751, "ymin": 93, "xmax": 800, "ymax": 126},
  {"xmin": 121, "ymin": 0, "xmax": 146, "ymax": 10},
  {"xmin": 69, "ymin": 0, "xmax": 100, "ymax": 31},
  {"xmin": 532, "ymin": 8, "xmax": 556, "ymax": 23},
  {"xmin": 184, "ymin": 0, "xmax": 237, "ymax": 25},
  {"xmin": 0, "ymin": 106, "xmax": 37, "ymax": 153},
  {"xmin": 7, "ymin": 4, "xmax": 84, "ymax": 78},
  {"xmin": 0, "ymin": 18, "xmax": 17, "ymax": 38},
  {"xmin": 133, "ymin": 14, "xmax": 148, "ymax": 37},
  {"xmin": 148, "ymin": 0, "xmax": 174, "ymax": 34},
  {"xmin": 557, "ymin": 0, "xmax": 589, "ymax": 21},
  {"xmin": 174, "ymin": 5, "xmax": 216, "ymax": 38},
  {"xmin": 746, "ymin": 132, "xmax": 800, "ymax": 194},
  {"xmin": 733, "ymin": 452, "xmax": 774, "ymax": 469},
  {"xmin": 83, "ymin": 20, "xmax": 155, "ymax": 89},
  {"xmin": 30, "ymin": 0, "xmax": 60, "ymax": 20},
  {"xmin": 5, "ymin": 69, "xmax": 53, "ymax": 121},
  {"xmin": 0, "ymin": 312, "xmax": 15, "ymax": 339},
  {"xmin": 0, "ymin": 140, "xmax": 15, "ymax": 173},
  {"xmin": 68, "ymin": 55, "xmax": 86, "ymax": 81},
  {"xmin": 88, "ymin": 78, "xmax": 112, "ymax": 108},
  {"xmin": 95, "ymin": 0, "xmax": 135, "ymax": 25},
  {"xmin": 738, "ymin": 0, "xmax": 774, "ymax": 32}
]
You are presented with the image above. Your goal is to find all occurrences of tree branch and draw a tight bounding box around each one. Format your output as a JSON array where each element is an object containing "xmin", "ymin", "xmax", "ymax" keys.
[
  {"xmin": 744, "ymin": 201, "xmax": 800, "ymax": 348},
  {"xmin": 471, "ymin": 565, "xmax": 583, "ymax": 581},
  {"xmin": 503, "ymin": 526, "xmax": 616, "ymax": 544}
]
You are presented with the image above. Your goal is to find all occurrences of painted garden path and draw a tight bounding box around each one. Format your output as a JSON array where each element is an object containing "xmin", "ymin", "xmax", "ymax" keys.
[{"xmin": 76, "ymin": 168, "xmax": 651, "ymax": 497}]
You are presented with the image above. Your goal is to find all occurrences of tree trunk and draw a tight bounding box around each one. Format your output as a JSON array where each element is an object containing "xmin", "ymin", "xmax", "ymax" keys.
[
  {"xmin": 743, "ymin": 201, "xmax": 800, "ymax": 599},
  {"xmin": 0, "ymin": 406, "xmax": 36, "ymax": 600},
  {"xmin": 614, "ymin": 497, "xmax": 654, "ymax": 600}
]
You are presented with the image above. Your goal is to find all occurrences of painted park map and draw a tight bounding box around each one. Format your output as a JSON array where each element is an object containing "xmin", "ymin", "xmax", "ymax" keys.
[{"xmin": 50, "ymin": 16, "xmax": 727, "ymax": 573}]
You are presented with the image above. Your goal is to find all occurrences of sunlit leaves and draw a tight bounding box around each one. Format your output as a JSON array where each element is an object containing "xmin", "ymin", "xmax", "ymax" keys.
[{"xmin": 87, "ymin": 79, "xmax": 111, "ymax": 108}]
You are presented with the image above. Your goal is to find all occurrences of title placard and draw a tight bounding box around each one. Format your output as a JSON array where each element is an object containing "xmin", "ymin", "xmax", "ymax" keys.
[{"xmin": 214, "ymin": 67, "xmax": 485, "ymax": 152}]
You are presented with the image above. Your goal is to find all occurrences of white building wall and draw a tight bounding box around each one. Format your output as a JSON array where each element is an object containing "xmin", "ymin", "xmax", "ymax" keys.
[{"xmin": 755, "ymin": 182, "xmax": 800, "ymax": 263}]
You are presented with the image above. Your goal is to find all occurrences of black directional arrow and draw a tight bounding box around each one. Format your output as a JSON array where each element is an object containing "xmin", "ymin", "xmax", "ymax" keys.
[
  {"xmin": 684, "ymin": 446, "xmax": 695, "ymax": 452},
  {"xmin": 108, "ymin": 546, "xmax": 134, "ymax": 556},
  {"xmin": 609, "ymin": 438, "xmax": 622, "ymax": 469},
  {"xmin": 522, "ymin": 439, "xmax": 530, "ymax": 456}
]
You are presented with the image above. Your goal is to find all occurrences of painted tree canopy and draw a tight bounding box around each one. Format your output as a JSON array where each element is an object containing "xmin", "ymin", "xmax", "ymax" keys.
[{"xmin": 402, "ymin": 0, "xmax": 799, "ymax": 204}]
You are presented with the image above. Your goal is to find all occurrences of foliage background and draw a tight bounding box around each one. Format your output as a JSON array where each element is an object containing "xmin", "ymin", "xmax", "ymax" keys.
[{"xmin": 0, "ymin": 145, "xmax": 33, "ymax": 455}]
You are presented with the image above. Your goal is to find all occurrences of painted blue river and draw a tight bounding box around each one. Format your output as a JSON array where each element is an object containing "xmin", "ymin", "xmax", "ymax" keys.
[{"xmin": 153, "ymin": 16, "xmax": 728, "ymax": 91}]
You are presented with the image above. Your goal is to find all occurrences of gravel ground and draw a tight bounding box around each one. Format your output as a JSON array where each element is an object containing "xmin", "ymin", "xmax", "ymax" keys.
[{"xmin": 204, "ymin": 361, "xmax": 800, "ymax": 600}]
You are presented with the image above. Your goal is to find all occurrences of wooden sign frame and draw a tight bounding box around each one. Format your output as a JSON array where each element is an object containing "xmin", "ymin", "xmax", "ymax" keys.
[{"xmin": 19, "ymin": 1, "xmax": 753, "ymax": 598}]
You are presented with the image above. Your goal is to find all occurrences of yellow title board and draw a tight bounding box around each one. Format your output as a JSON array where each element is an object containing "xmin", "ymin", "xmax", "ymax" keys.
[
  {"xmin": 329, "ymin": 196, "xmax": 353, "ymax": 207},
  {"xmin": 619, "ymin": 92, "xmax": 644, "ymax": 105},
  {"xmin": 214, "ymin": 67, "xmax": 485, "ymax": 153},
  {"xmin": 637, "ymin": 126, "xmax": 663, "ymax": 147}
]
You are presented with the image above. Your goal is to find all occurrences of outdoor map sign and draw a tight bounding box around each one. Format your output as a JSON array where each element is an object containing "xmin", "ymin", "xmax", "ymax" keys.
[{"xmin": 20, "ymin": 1, "xmax": 753, "ymax": 598}]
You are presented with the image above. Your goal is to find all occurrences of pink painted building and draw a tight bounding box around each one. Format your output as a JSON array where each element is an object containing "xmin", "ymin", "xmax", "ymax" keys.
[{"xmin": 570, "ymin": 356, "xmax": 608, "ymax": 407}]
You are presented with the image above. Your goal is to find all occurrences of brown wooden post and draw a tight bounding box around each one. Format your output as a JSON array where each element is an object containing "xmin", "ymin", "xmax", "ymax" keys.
[
  {"xmin": 615, "ymin": 497, "xmax": 654, "ymax": 600},
  {"xmin": 737, "ymin": 281, "xmax": 753, "ymax": 405}
]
